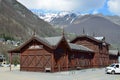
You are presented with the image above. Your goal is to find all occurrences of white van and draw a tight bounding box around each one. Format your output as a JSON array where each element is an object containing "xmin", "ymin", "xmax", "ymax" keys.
[{"xmin": 105, "ymin": 63, "xmax": 120, "ymax": 74}]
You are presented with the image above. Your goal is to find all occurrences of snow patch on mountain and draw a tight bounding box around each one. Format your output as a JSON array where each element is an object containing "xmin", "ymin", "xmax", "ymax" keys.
[
  {"xmin": 32, "ymin": 10, "xmax": 78, "ymax": 23},
  {"xmin": 70, "ymin": 18, "xmax": 75, "ymax": 24},
  {"xmin": 58, "ymin": 11, "xmax": 71, "ymax": 17},
  {"xmin": 40, "ymin": 13, "xmax": 58, "ymax": 22}
]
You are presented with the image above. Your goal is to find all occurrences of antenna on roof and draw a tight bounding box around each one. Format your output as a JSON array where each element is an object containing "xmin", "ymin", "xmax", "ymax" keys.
[
  {"xmin": 117, "ymin": 48, "xmax": 120, "ymax": 56},
  {"xmin": 117, "ymin": 48, "xmax": 119, "ymax": 51},
  {"xmin": 33, "ymin": 28, "xmax": 36, "ymax": 36},
  {"xmin": 82, "ymin": 27, "xmax": 85, "ymax": 35},
  {"xmin": 62, "ymin": 27, "xmax": 65, "ymax": 36},
  {"xmin": 92, "ymin": 32, "xmax": 95, "ymax": 37}
]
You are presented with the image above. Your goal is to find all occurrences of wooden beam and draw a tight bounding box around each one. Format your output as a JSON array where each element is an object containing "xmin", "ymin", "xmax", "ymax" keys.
[
  {"xmin": 58, "ymin": 64, "xmax": 60, "ymax": 72},
  {"xmin": 66, "ymin": 50, "xmax": 68, "ymax": 71},
  {"xmin": 51, "ymin": 53, "xmax": 54, "ymax": 72},
  {"xmin": 20, "ymin": 53, "xmax": 21, "ymax": 71},
  {"xmin": 10, "ymin": 53, "xmax": 12, "ymax": 71}
]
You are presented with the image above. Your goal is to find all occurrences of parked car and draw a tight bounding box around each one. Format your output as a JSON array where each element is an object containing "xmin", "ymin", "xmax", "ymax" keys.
[{"xmin": 105, "ymin": 63, "xmax": 120, "ymax": 74}]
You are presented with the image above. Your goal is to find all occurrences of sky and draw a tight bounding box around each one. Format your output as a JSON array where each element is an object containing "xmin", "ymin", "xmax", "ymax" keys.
[{"xmin": 17, "ymin": 0, "xmax": 120, "ymax": 16}]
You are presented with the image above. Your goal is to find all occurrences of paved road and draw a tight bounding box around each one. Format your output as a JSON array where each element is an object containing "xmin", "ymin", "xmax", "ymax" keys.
[
  {"xmin": 69, "ymin": 68, "xmax": 120, "ymax": 80},
  {"xmin": 0, "ymin": 67, "xmax": 120, "ymax": 80}
]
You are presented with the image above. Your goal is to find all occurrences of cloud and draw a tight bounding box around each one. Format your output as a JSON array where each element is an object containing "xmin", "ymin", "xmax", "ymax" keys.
[
  {"xmin": 74, "ymin": 0, "xmax": 106, "ymax": 12},
  {"xmin": 17, "ymin": 0, "xmax": 74, "ymax": 11},
  {"xmin": 93, "ymin": 10, "xmax": 99, "ymax": 14},
  {"xmin": 107, "ymin": 0, "xmax": 120, "ymax": 15},
  {"xmin": 17, "ymin": 0, "xmax": 106, "ymax": 12}
]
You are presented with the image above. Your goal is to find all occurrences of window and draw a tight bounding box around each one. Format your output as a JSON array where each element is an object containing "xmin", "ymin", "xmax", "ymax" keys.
[
  {"xmin": 116, "ymin": 65, "xmax": 119, "ymax": 68},
  {"xmin": 99, "ymin": 44, "xmax": 102, "ymax": 50},
  {"xmin": 29, "ymin": 45, "xmax": 43, "ymax": 49},
  {"xmin": 81, "ymin": 55, "xmax": 84, "ymax": 59},
  {"xmin": 54, "ymin": 48, "xmax": 64, "ymax": 61},
  {"xmin": 55, "ymin": 48, "xmax": 64, "ymax": 54},
  {"xmin": 70, "ymin": 54, "xmax": 74, "ymax": 59}
]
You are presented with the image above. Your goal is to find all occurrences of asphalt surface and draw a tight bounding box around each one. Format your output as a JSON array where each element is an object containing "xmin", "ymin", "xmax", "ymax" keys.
[{"xmin": 0, "ymin": 67, "xmax": 120, "ymax": 80}]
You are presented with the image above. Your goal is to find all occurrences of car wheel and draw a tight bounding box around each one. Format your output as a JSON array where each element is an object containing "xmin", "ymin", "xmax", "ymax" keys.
[
  {"xmin": 111, "ymin": 70, "xmax": 115, "ymax": 75},
  {"xmin": 106, "ymin": 72, "xmax": 108, "ymax": 74}
]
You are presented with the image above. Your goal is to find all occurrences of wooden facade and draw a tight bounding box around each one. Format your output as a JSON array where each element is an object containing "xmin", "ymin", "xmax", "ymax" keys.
[
  {"xmin": 68, "ymin": 51, "xmax": 94, "ymax": 70},
  {"xmin": 8, "ymin": 36, "xmax": 94, "ymax": 72},
  {"xmin": 109, "ymin": 50, "xmax": 119, "ymax": 64},
  {"xmin": 8, "ymin": 35, "xmax": 119, "ymax": 72},
  {"xmin": 70, "ymin": 35, "xmax": 110, "ymax": 67}
]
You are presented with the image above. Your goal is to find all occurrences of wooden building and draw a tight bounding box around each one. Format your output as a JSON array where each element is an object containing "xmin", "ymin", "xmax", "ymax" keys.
[
  {"xmin": 8, "ymin": 35, "xmax": 94, "ymax": 72},
  {"xmin": 8, "ymin": 35, "xmax": 119, "ymax": 72},
  {"xmin": 70, "ymin": 35, "xmax": 110, "ymax": 67},
  {"xmin": 109, "ymin": 50, "xmax": 119, "ymax": 64},
  {"xmin": 68, "ymin": 43, "xmax": 94, "ymax": 69}
]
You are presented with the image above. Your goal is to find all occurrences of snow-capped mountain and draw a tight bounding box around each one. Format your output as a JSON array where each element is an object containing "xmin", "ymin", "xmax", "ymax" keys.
[
  {"xmin": 31, "ymin": 10, "xmax": 78, "ymax": 27},
  {"xmin": 34, "ymin": 12, "xmax": 58, "ymax": 22},
  {"xmin": 50, "ymin": 12, "xmax": 78, "ymax": 27},
  {"xmin": 31, "ymin": 9, "xmax": 120, "ymax": 49}
]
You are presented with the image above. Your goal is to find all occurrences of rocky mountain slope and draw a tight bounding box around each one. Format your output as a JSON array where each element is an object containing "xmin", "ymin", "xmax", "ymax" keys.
[
  {"xmin": 65, "ymin": 15, "xmax": 120, "ymax": 45},
  {"xmin": 0, "ymin": 0, "xmax": 59, "ymax": 41},
  {"xmin": 50, "ymin": 12, "xmax": 77, "ymax": 27},
  {"xmin": 32, "ymin": 10, "xmax": 78, "ymax": 27},
  {"xmin": 33, "ymin": 11, "xmax": 120, "ymax": 48},
  {"xmin": 32, "ymin": 10, "xmax": 120, "ymax": 28}
]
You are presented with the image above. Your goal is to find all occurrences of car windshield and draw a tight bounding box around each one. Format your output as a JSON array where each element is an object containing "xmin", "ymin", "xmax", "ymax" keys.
[{"xmin": 109, "ymin": 64, "xmax": 115, "ymax": 67}]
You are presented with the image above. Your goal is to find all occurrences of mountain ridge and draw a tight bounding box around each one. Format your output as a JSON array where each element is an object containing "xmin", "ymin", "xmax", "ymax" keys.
[
  {"xmin": 0, "ymin": 0, "xmax": 59, "ymax": 40},
  {"xmin": 32, "ymin": 11, "xmax": 120, "ymax": 49},
  {"xmin": 32, "ymin": 10, "xmax": 120, "ymax": 28},
  {"xmin": 65, "ymin": 15, "xmax": 120, "ymax": 45}
]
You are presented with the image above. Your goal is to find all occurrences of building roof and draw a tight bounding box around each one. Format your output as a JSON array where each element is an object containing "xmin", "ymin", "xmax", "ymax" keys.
[
  {"xmin": 109, "ymin": 50, "xmax": 119, "ymax": 56},
  {"xmin": 71, "ymin": 35, "xmax": 109, "ymax": 46},
  {"xmin": 45, "ymin": 36, "xmax": 93, "ymax": 52},
  {"xmin": 8, "ymin": 35, "xmax": 94, "ymax": 53},
  {"xmin": 8, "ymin": 36, "xmax": 53, "ymax": 53},
  {"xmin": 71, "ymin": 35, "xmax": 102, "ymax": 43},
  {"xmin": 45, "ymin": 36, "xmax": 63, "ymax": 46},
  {"xmin": 68, "ymin": 43, "xmax": 94, "ymax": 52}
]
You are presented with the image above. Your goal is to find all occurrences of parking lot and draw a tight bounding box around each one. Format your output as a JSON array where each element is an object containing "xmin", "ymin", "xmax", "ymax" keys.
[{"xmin": 0, "ymin": 67, "xmax": 120, "ymax": 80}]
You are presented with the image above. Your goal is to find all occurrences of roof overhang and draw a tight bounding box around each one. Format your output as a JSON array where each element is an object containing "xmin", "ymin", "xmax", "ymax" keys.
[{"xmin": 8, "ymin": 36, "xmax": 53, "ymax": 53}]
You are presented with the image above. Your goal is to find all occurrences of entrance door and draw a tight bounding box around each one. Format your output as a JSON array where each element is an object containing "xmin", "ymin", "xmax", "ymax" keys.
[{"xmin": 21, "ymin": 54, "xmax": 52, "ymax": 72}]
